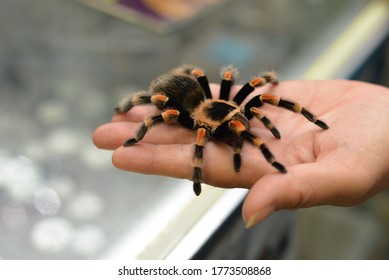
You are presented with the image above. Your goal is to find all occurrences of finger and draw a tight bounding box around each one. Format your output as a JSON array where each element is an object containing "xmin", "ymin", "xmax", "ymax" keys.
[
  {"xmin": 93, "ymin": 122, "xmax": 134, "ymax": 150},
  {"xmin": 242, "ymin": 158, "xmax": 368, "ymax": 228},
  {"xmin": 112, "ymin": 106, "xmax": 159, "ymax": 122},
  {"xmin": 112, "ymin": 144, "xmax": 192, "ymax": 179},
  {"xmin": 93, "ymin": 122, "xmax": 194, "ymax": 150},
  {"xmin": 111, "ymin": 142, "xmax": 273, "ymax": 188}
]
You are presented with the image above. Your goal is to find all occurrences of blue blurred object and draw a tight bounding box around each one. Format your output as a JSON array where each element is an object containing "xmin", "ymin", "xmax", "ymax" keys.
[{"xmin": 209, "ymin": 36, "xmax": 255, "ymax": 66}]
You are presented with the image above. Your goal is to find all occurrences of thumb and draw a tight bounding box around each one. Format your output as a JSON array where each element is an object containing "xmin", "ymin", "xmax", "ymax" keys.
[{"xmin": 242, "ymin": 159, "xmax": 359, "ymax": 228}]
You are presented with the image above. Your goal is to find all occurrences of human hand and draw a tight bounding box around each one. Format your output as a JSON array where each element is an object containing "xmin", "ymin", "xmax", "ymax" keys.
[{"xmin": 93, "ymin": 80, "xmax": 389, "ymax": 227}]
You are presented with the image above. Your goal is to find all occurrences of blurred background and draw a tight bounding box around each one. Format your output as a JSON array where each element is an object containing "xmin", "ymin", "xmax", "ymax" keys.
[{"xmin": 0, "ymin": 0, "xmax": 388, "ymax": 259}]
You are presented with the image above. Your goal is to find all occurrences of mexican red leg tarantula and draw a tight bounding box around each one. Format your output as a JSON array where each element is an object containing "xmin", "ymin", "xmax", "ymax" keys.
[{"xmin": 115, "ymin": 65, "xmax": 329, "ymax": 196}]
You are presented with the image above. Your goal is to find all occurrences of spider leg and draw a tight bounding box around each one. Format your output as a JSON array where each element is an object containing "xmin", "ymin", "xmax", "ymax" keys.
[
  {"xmin": 191, "ymin": 67, "xmax": 212, "ymax": 99},
  {"xmin": 152, "ymin": 94, "xmax": 195, "ymax": 129},
  {"xmin": 123, "ymin": 109, "xmax": 180, "ymax": 146},
  {"xmin": 219, "ymin": 66, "xmax": 238, "ymax": 101},
  {"xmin": 250, "ymin": 107, "xmax": 281, "ymax": 139},
  {"xmin": 115, "ymin": 91, "xmax": 151, "ymax": 113},
  {"xmin": 228, "ymin": 120, "xmax": 287, "ymax": 173},
  {"xmin": 233, "ymin": 137, "xmax": 243, "ymax": 172},
  {"xmin": 260, "ymin": 94, "xmax": 329, "ymax": 130},
  {"xmin": 192, "ymin": 127, "xmax": 209, "ymax": 196},
  {"xmin": 233, "ymin": 71, "xmax": 278, "ymax": 105},
  {"xmin": 242, "ymin": 97, "xmax": 281, "ymax": 138}
]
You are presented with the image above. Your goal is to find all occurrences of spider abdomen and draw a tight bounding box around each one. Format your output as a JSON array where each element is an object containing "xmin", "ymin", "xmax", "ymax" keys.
[{"xmin": 150, "ymin": 74, "xmax": 205, "ymax": 113}]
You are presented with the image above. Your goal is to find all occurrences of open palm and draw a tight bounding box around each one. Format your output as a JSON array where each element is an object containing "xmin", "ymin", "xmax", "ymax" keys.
[{"xmin": 93, "ymin": 80, "xmax": 389, "ymax": 227}]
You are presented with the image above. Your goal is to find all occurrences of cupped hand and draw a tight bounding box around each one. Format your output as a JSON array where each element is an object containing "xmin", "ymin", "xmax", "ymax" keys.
[{"xmin": 93, "ymin": 80, "xmax": 389, "ymax": 227}]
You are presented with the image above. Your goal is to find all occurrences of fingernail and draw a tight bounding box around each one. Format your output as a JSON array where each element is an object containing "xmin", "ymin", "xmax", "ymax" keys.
[{"xmin": 245, "ymin": 208, "xmax": 273, "ymax": 229}]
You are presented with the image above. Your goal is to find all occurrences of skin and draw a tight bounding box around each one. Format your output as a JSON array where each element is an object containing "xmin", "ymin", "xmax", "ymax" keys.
[{"xmin": 93, "ymin": 80, "xmax": 389, "ymax": 228}]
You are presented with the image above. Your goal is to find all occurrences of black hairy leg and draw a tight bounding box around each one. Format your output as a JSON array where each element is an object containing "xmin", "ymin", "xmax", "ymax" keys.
[
  {"xmin": 123, "ymin": 109, "xmax": 180, "ymax": 146},
  {"xmin": 116, "ymin": 93, "xmax": 174, "ymax": 113},
  {"xmin": 115, "ymin": 92, "xmax": 151, "ymax": 113},
  {"xmin": 233, "ymin": 137, "xmax": 244, "ymax": 172},
  {"xmin": 233, "ymin": 71, "xmax": 278, "ymax": 105},
  {"xmin": 219, "ymin": 65, "xmax": 238, "ymax": 101},
  {"xmin": 228, "ymin": 120, "xmax": 286, "ymax": 174},
  {"xmin": 250, "ymin": 107, "xmax": 281, "ymax": 139},
  {"xmin": 259, "ymin": 94, "xmax": 329, "ymax": 130},
  {"xmin": 190, "ymin": 68, "xmax": 212, "ymax": 99},
  {"xmin": 192, "ymin": 127, "xmax": 209, "ymax": 196}
]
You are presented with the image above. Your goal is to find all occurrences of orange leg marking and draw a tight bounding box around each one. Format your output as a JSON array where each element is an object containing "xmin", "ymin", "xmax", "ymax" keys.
[
  {"xmin": 151, "ymin": 94, "xmax": 169, "ymax": 109},
  {"xmin": 249, "ymin": 77, "xmax": 266, "ymax": 87},
  {"xmin": 228, "ymin": 120, "xmax": 246, "ymax": 134},
  {"xmin": 260, "ymin": 94, "xmax": 280, "ymax": 105},
  {"xmin": 195, "ymin": 127, "xmax": 207, "ymax": 146},
  {"xmin": 191, "ymin": 68, "xmax": 205, "ymax": 77},
  {"xmin": 223, "ymin": 70, "xmax": 233, "ymax": 80},
  {"xmin": 161, "ymin": 110, "xmax": 180, "ymax": 122},
  {"xmin": 250, "ymin": 107, "xmax": 264, "ymax": 119},
  {"xmin": 151, "ymin": 94, "xmax": 168, "ymax": 102}
]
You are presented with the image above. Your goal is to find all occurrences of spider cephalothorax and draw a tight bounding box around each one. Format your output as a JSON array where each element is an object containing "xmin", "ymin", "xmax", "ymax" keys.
[{"xmin": 115, "ymin": 65, "xmax": 329, "ymax": 195}]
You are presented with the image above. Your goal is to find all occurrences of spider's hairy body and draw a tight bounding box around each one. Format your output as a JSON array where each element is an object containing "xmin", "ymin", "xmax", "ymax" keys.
[
  {"xmin": 115, "ymin": 65, "xmax": 329, "ymax": 196},
  {"xmin": 150, "ymin": 73, "xmax": 204, "ymax": 113},
  {"xmin": 193, "ymin": 100, "xmax": 243, "ymax": 132}
]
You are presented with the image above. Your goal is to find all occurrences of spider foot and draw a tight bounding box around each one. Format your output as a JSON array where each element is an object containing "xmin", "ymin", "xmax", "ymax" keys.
[
  {"xmin": 249, "ymin": 108, "xmax": 281, "ymax": 139},
  {"xmin": 300, "ymin": 108, "xmax": 329, "ymax": 130},
  {"xmin": 193, "ymin": 182, "xmax": 201, "ymax": 196},
  {"xmin": 258, "ymin": 144, "xmax": 287, "ymax": 173},
  {"xmin": 123, "ymin": 122, "xmax": 149, "ymax": 147},
  {"xmin": 313, "ymin": 119, "xmax": 329, "ymax": 130},
  {"xmin": 272, "ymin": 161, "xmax": 287, "ymax": 173},
  {"xmin": 192, "ymin": 165, "xmax": 203, "ymax": 195},
  {"xmin": 270, "ymin": 127, "xmax": 281, "ymax": 139},
  {"xmin": 234, "ymin": 153, "xmax": 241, "ymax": 172},
  {"xmin": 123, "ymin": 138, "xmax": 138, "ymax": 147},
  {"xmin": 260, "ymin": 94, "xmax": 330, "ymax": 130}
]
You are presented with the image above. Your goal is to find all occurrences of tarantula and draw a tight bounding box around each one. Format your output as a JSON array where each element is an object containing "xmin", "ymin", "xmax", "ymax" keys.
[{"xmin": 115, "ymin": 65, "xmax": 329, "ymax": 196}]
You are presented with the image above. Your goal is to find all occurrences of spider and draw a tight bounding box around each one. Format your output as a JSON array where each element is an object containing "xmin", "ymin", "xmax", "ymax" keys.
[{"xmin": 115, "ymin": 65, "xmax": 329, "ymax": 196}]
